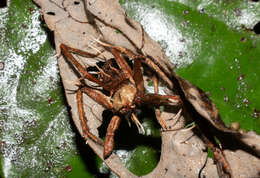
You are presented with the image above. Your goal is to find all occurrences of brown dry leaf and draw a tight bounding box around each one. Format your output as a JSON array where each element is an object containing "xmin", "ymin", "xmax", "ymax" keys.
[
  {"xmin": 33, "ymin": 0, "xmax": 260, "ymax": 177},
  {"xmin": 173, "ymin": 76, "xmax": 233, "ymax": 133}
]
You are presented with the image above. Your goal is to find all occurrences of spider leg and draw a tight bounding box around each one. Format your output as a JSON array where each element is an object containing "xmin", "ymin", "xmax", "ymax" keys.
[
  {"xmin": 104, "ymin": 115, "xmax": 121, "ymax": 158},
  {"xmin": 142, "ymin": 57, "xmax": 173, "ymax": 89},
  {"xmin": 161, "ymin": 109, "xmax": 184, "ymax": 132},
  {"xmin": 152, "ymin": 75, "xmax": 168, "ymax": 130},
  {"xmin": 95, "ymin": 64, "xmax": 111, "ymax": 79},
  {"xmin": 133, "ymin": 57, "xmax": 145, "ymax": 95},
  {"xmin": 81, "ymin": 86, "xmax": 113, "ymax": 109},
  {"xmin": 61, "ymin": 43, "xmax": 105, "ymax": 59},
  {"xmin": 152, "ymin": 75, "xmax": 183, "ymax": 131},
  {"xmin": 139, "ymin": 93, "xmax": 182, "ymax": 107},
  {"xmin": 200, "ymin": 131, "xmax": 232, "ymax": 177},
  {"xmin": 168, "ymin": 108, "xmax": 183, "ymax": 129},
  {"xmin": 136, "ymin": 92, "xmax": 181, "ymax": 131},
  {"xmin": 76, "ymin": 89, "xmax": 104, "ymax": 146},
  {"xmin": 131, "ymin": 113, "xmax": 145, "ymax": 134},
  {"xmin": 110, "ymin": 48, "xmax": 135, "ymax": 85},
  {"xmin": 60, "ymin": 44, "xmax": 108, "ymax": 89}
]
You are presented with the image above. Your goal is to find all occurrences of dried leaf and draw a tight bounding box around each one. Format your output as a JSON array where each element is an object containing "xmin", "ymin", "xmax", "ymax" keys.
[
  {"xmin": 174, "ymin": 75, "xmax": 234, "ymax": 133},
  {"xmin": 33, "ymin": 0, "xmax": 260, "ymax": 177}
]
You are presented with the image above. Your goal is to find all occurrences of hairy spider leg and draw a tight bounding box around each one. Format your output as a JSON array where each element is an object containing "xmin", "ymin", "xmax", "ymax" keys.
[
  {"xmin": 104, "ymin": 115, "xmax": 121, "ymax": 158},
  {"xmin": 131, "ymin": 113, "xmax": 145, "ymax": 134},
  {"xmin": 199, "ymin": 131, "xmax": 232, "ymax": 177},
  {"xmin": 152, "ymin": 75, "xmax": 183, "ymax": 131},
  {"xmin": 110, "ymin": 48, "xmax": 135, "ymax": 85},
  {"xmin": 142, "ymin": 57, "xmax": 173, "ymax": 89},
  {"xmin": 61, "ymin": 44, "xmax": 105, "ymax": 59},
  {"xmin": 60, "ymin": 44, "xmax": 106, "ymax": 89},
  {"xmin": 139, "ymin": 94, "xmax": 181, "ymax": 106},
  {"xmin": 76, "ymin": 89, "xmax": 104, "ymax": 146},
  {"xmin": 133, "ymin": 58, "xmax": 145, "ymax": 95},
  {"xmin": 81, "ymin": 86, "xmax": 113, "ymax": 109},
  {"xmin": 153, "ymin": 74, "xmax": 167, "ymax": 130}
]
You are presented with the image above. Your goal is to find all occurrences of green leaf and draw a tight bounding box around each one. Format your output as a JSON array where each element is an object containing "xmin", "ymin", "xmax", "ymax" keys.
[{"xmin": 0, "ymin": 0, "xmax": 259, "ymax": 177}]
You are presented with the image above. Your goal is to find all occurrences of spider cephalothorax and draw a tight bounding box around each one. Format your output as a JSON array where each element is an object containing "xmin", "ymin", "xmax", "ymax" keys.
[
  {"xmin": 112, "ymin": 84, "xmax": 137, "ymax": 113},
  {"xmin": 60, "ymin": 41, "xmax": 182, "ymax": 158}
]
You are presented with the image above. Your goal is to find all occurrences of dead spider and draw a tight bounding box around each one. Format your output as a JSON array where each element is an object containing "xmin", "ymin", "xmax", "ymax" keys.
[{"xmin": 60, "ymin": 41, "xmax": 182, "ymax": 158}]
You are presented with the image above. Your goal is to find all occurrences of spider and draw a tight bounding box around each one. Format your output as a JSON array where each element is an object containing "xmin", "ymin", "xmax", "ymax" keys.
[{"xmin": 60, "ymin": 41, "xmax": 182, "ymax": 158}]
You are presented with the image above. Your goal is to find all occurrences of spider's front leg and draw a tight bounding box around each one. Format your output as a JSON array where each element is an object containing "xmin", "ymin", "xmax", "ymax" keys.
[
  {"xmin": 60, "ymin": 44, "xmax": 104, "ymax": 86},
  {"xmin": 104, "ymin": 115, "xmax": 121, "ymax": 158}
]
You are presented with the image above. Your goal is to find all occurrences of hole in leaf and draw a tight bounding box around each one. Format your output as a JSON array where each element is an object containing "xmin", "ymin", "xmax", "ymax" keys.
[
  {"xmin": 253, "ymin": 21, "xmax": 260, "ymax": 34},
  {"xmin": 74, "ymin": 1, "xmax": 80, "ymax": 5},
  {"xmin": 0, "ymin": 0, "xmax": 7, "ymax": 8},
  {"xmin": 46, "ymin": 11, "xmax": 55, "ymax": 16}
]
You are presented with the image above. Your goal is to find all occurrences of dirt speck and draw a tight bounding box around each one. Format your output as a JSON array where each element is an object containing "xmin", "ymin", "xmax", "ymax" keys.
[
  {"xmin": 48, "ymin": 97, "xmax": 54, "ymax": 104},
  {"xmin": 243, "ymin": 98, "xmax": 249, "ymax": 105},
  {"xmin": 183, "ymin": 10, "xmax": 189, "ymax": 15},
  {"xmin": 253, "ymin": 109, "xmax": 259, "ymax": 119},
  {"xmin": 237, "ymin": 74, "xmax": 244, "ymax": 81},
  {"xmin": 224, "ymin": 96, "xmax": 229, "ymax": 102},
  {"xmin": 29, "ymin": 7, "xmax": 34, "ymax": 14},
  {"xmin": 179, "ymin": 38, "xmax": 185, "ymax": 42},
  {"xmin": 240, "ymin": 37, "xmax": 247, "ymax": 42},
  {"xmin": 65, "ymin": 165, "xmax": 72, "ymax": 172}
]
